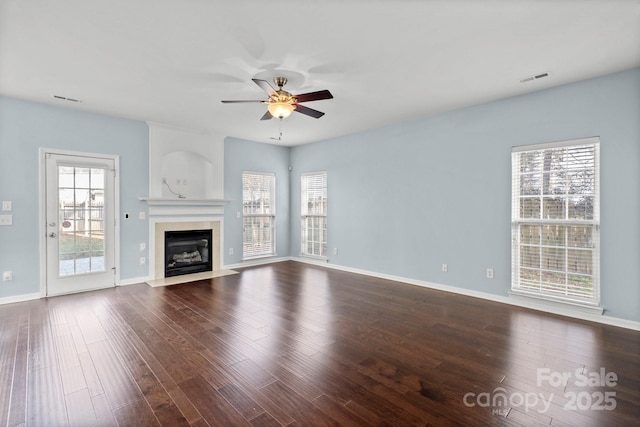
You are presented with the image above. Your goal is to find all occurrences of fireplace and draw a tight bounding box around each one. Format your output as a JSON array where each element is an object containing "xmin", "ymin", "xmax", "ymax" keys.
[
  {"xmin": 164, "ymin": 229, "xmax": 212, "ymax": 277},
  {"xmin": 144, "ymin": 202, "xmax": 225, "ymax": 281}
]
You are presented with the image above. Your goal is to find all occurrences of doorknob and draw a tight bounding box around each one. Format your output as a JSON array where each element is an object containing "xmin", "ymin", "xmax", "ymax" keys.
[{"xmin": 49, "ymin": 232, "xmax": 57, "ymax": 238}]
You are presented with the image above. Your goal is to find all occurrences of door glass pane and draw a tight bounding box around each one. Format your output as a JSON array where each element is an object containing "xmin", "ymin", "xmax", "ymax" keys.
[
  {"xmin": 75, "ymin": 168, "xmax": 90, "ymax": 188},
  {"xmin": 58, "ymin": 166, "xmax": 106, "ymax": 276}
]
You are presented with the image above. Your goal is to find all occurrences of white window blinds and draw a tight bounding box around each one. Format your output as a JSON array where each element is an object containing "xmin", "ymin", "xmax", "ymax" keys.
[
  {"xmin": 301, "ymin": 172, "xmax": 327, "ymax": 257},
  {"xmin": 242, "ymin": 172, "xmax": 275, "ymax": 259},
  {"xmin": 511, "ymin": 138, "xmax": 600, "ymax": 305}
]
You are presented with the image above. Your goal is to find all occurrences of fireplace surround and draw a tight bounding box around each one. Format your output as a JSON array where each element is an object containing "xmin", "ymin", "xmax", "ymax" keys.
[{"xmin": 150, "ymin": 218, "xmax": 222, "ymax": 280}]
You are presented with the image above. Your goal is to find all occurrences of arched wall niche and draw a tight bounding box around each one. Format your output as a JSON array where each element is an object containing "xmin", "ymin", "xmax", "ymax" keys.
[
  {"xmin": 160, "ymin": 151, "xmax": 215, "ymax": 199},
  {"xmin": 147, "ymin": 122, "xmax": 224, "ymax": 200}
]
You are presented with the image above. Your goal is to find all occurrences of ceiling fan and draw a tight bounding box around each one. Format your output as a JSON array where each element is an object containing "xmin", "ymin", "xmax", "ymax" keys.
[{"xmin": 221, "ymin": 77, "xmax": 333, "ymax": 120}]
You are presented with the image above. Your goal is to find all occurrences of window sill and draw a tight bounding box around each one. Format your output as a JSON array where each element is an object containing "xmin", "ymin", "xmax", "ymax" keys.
[{"xmin": 509, "ymin": 290, "xmax": 604, "ymax": 315}]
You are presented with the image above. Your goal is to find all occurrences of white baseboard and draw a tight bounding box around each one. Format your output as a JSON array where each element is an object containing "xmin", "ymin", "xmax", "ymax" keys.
[
  {"xmin": 5, "ymin": 259, "xmax": 636, "ymax": 331},
  {"xmin": 0, "ymin": 292, "xmax": 41, "ymax": 306},
  {"xmin": 292, "ymin": 257, "xmax": 640, "ymax": 331},
  {"xmin": 117, "ymin": 276, "xmax": 150, "ymax": 286}
]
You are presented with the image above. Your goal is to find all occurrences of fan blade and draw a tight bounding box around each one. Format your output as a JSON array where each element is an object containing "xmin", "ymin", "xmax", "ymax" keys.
[
  {"xmin": 221, "ymin": 100, "xmax": 265, "ymax": 103},
  {"xmin": 252, "ymin": 78, "xmax": 277, "ymax": 96},
  {"xmin": 294, "ymin": 104, "xmax": 325, "ymax": 119},
  {"xmin": 294, "ymin": 89, "xmax": 333, "ymax": 103},
  {"xmin": 260, "ymin": 111, "xmax": 273, "ymax": 121}
]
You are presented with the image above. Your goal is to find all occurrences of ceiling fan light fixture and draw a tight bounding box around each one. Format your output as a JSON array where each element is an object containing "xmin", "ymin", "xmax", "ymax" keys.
[
  {"xmin": 267, "ymin": 102, "xmax": 295, "ymax": 119},
  {"xmin": 222, "ymin": 77, "xmax": 331, "ymax": 120}
]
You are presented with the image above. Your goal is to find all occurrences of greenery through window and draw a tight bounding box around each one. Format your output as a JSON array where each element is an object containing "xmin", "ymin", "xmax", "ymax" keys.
[
  {"xmin": 511, "ymin": 138, "xmax": 600, "ymax": 305},
  {"xmin": 242, "ymin": 172, "xmax": 275, "ymax": 259},
  {"xmin": 301, "ymin": 172, "xmax": 327, "ymax": 257}
]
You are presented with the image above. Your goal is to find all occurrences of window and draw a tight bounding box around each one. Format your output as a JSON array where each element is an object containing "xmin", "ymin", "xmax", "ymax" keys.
[
  {"xmin": 242, "ymin": 172, "xmax": 275, "ymax": 259},
  {"xmin": 301, "ymin": 172, "xmax": 327, "ymax": 257},
  {"xmin": 511, "ymin": 138, "xmax": 600, "ymax": 306}
]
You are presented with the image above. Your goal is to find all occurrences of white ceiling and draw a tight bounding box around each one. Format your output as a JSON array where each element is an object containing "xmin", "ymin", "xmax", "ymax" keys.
[{"xmin": 1, "ymin": 0, "xmax": 638, "ymax": 145}]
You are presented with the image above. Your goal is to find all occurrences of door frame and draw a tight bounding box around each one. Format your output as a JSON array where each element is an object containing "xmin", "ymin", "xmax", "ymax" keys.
[{"xmin": 39, "ymin": 147, "xmax": 121, "ymax": 297}]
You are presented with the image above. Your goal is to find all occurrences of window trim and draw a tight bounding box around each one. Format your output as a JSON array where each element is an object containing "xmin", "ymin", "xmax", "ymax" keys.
[
  {"xmin": 511, "ymin": 137, "xmax": 601, "ymax": 309},
  {"xmin": 242, "ymin": 171, "xmax": 276, "ymax": 260},
  {"xmin": 301, "ymin": 171, "xmax": 327, "ymax": 259}
]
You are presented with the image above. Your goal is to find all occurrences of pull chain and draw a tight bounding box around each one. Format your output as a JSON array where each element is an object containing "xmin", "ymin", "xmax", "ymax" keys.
[{"xmin": 271, "ymin": 118, "xmax": 284, "ymax": 142}]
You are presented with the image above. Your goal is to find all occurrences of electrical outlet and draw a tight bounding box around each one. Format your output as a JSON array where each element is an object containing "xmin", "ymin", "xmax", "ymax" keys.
[
  {"xmin": 2, "ymin": 271, "xmax": 12, "ymax": 281},
  {"xmin": 486, "ymin": 268, "xmax": 494, "ymax": 279},
  {"xmin": 229, "ymin": 248, "xmax": 234, "ymax": 255},
  {"xmin": 442, "ymin": 263, "xmax": 448, "ymax": 272},
  {"xmin": 139, "ymin": 257, "xmax": 146, "ymax": 265},
  {"xmin": 0, "ymin": 215, "xmax": 12, "ymax": 225}
]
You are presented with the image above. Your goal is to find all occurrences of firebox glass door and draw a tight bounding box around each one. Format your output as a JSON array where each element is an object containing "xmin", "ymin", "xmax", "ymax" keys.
[{"xmin": 45, "ymin": 153, "xmax": 116, "ymax": 296}]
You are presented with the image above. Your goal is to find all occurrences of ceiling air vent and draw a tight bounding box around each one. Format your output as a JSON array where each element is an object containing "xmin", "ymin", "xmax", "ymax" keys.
[
  {"xmin": 52, "ymin": 94, "xmax": 82, "ymax": 103},
  {"xmin": 520, "ymin": 72, "xmax": 550, "ymax": 83}
]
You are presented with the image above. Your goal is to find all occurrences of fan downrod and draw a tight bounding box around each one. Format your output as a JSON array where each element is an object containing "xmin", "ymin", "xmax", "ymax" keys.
[{"xmin": 274, "ymin": 77, "xmax": 288, "ymax": 89}]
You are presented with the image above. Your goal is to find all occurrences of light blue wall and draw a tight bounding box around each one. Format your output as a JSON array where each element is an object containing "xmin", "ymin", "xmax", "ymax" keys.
[
  {"xmin": 223, "ymin": 137, "xmax": 291, "ymax": 265},
  {"xmin": 0, "ymin": 96, "xmax": 149, "ymax": 299},
  {"xmin": 4, "ymin": 68, "xmax": 637, "ymax": 323},
  {"xmin": 289, "ymin": 68, "xmax": 640, "ymax": 322}
]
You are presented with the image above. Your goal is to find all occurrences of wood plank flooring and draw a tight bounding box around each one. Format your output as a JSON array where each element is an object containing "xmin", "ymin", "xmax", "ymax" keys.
[{"xmin": 0, "ymin": 261, "xmax": 638, "ymax": 426}]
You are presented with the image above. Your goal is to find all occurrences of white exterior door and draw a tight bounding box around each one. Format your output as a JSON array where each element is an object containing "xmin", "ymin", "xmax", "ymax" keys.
[{"xmin": 45, "ymin": 152, "xmax": 116, "ymax": 296}]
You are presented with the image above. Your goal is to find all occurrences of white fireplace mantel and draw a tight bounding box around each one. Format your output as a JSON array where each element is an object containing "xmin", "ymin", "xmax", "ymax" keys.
[
  {"xmin": 140, "ymin": 197, "xmax": 231, "ymax": 217},
  {"xmin": 139, "ymin": 197, "xmax": 231, "ymax": 206}
]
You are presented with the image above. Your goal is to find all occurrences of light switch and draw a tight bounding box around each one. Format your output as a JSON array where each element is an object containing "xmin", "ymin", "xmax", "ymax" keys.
[{"xmin": 2, "ymin": 201, "xmax": 11, "ymax": 211}]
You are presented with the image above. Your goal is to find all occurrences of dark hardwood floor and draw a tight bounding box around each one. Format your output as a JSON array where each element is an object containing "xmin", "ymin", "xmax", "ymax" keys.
[{"xmin": 1, "ymin": 261, "xmax": 638, "ymax": 426}]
